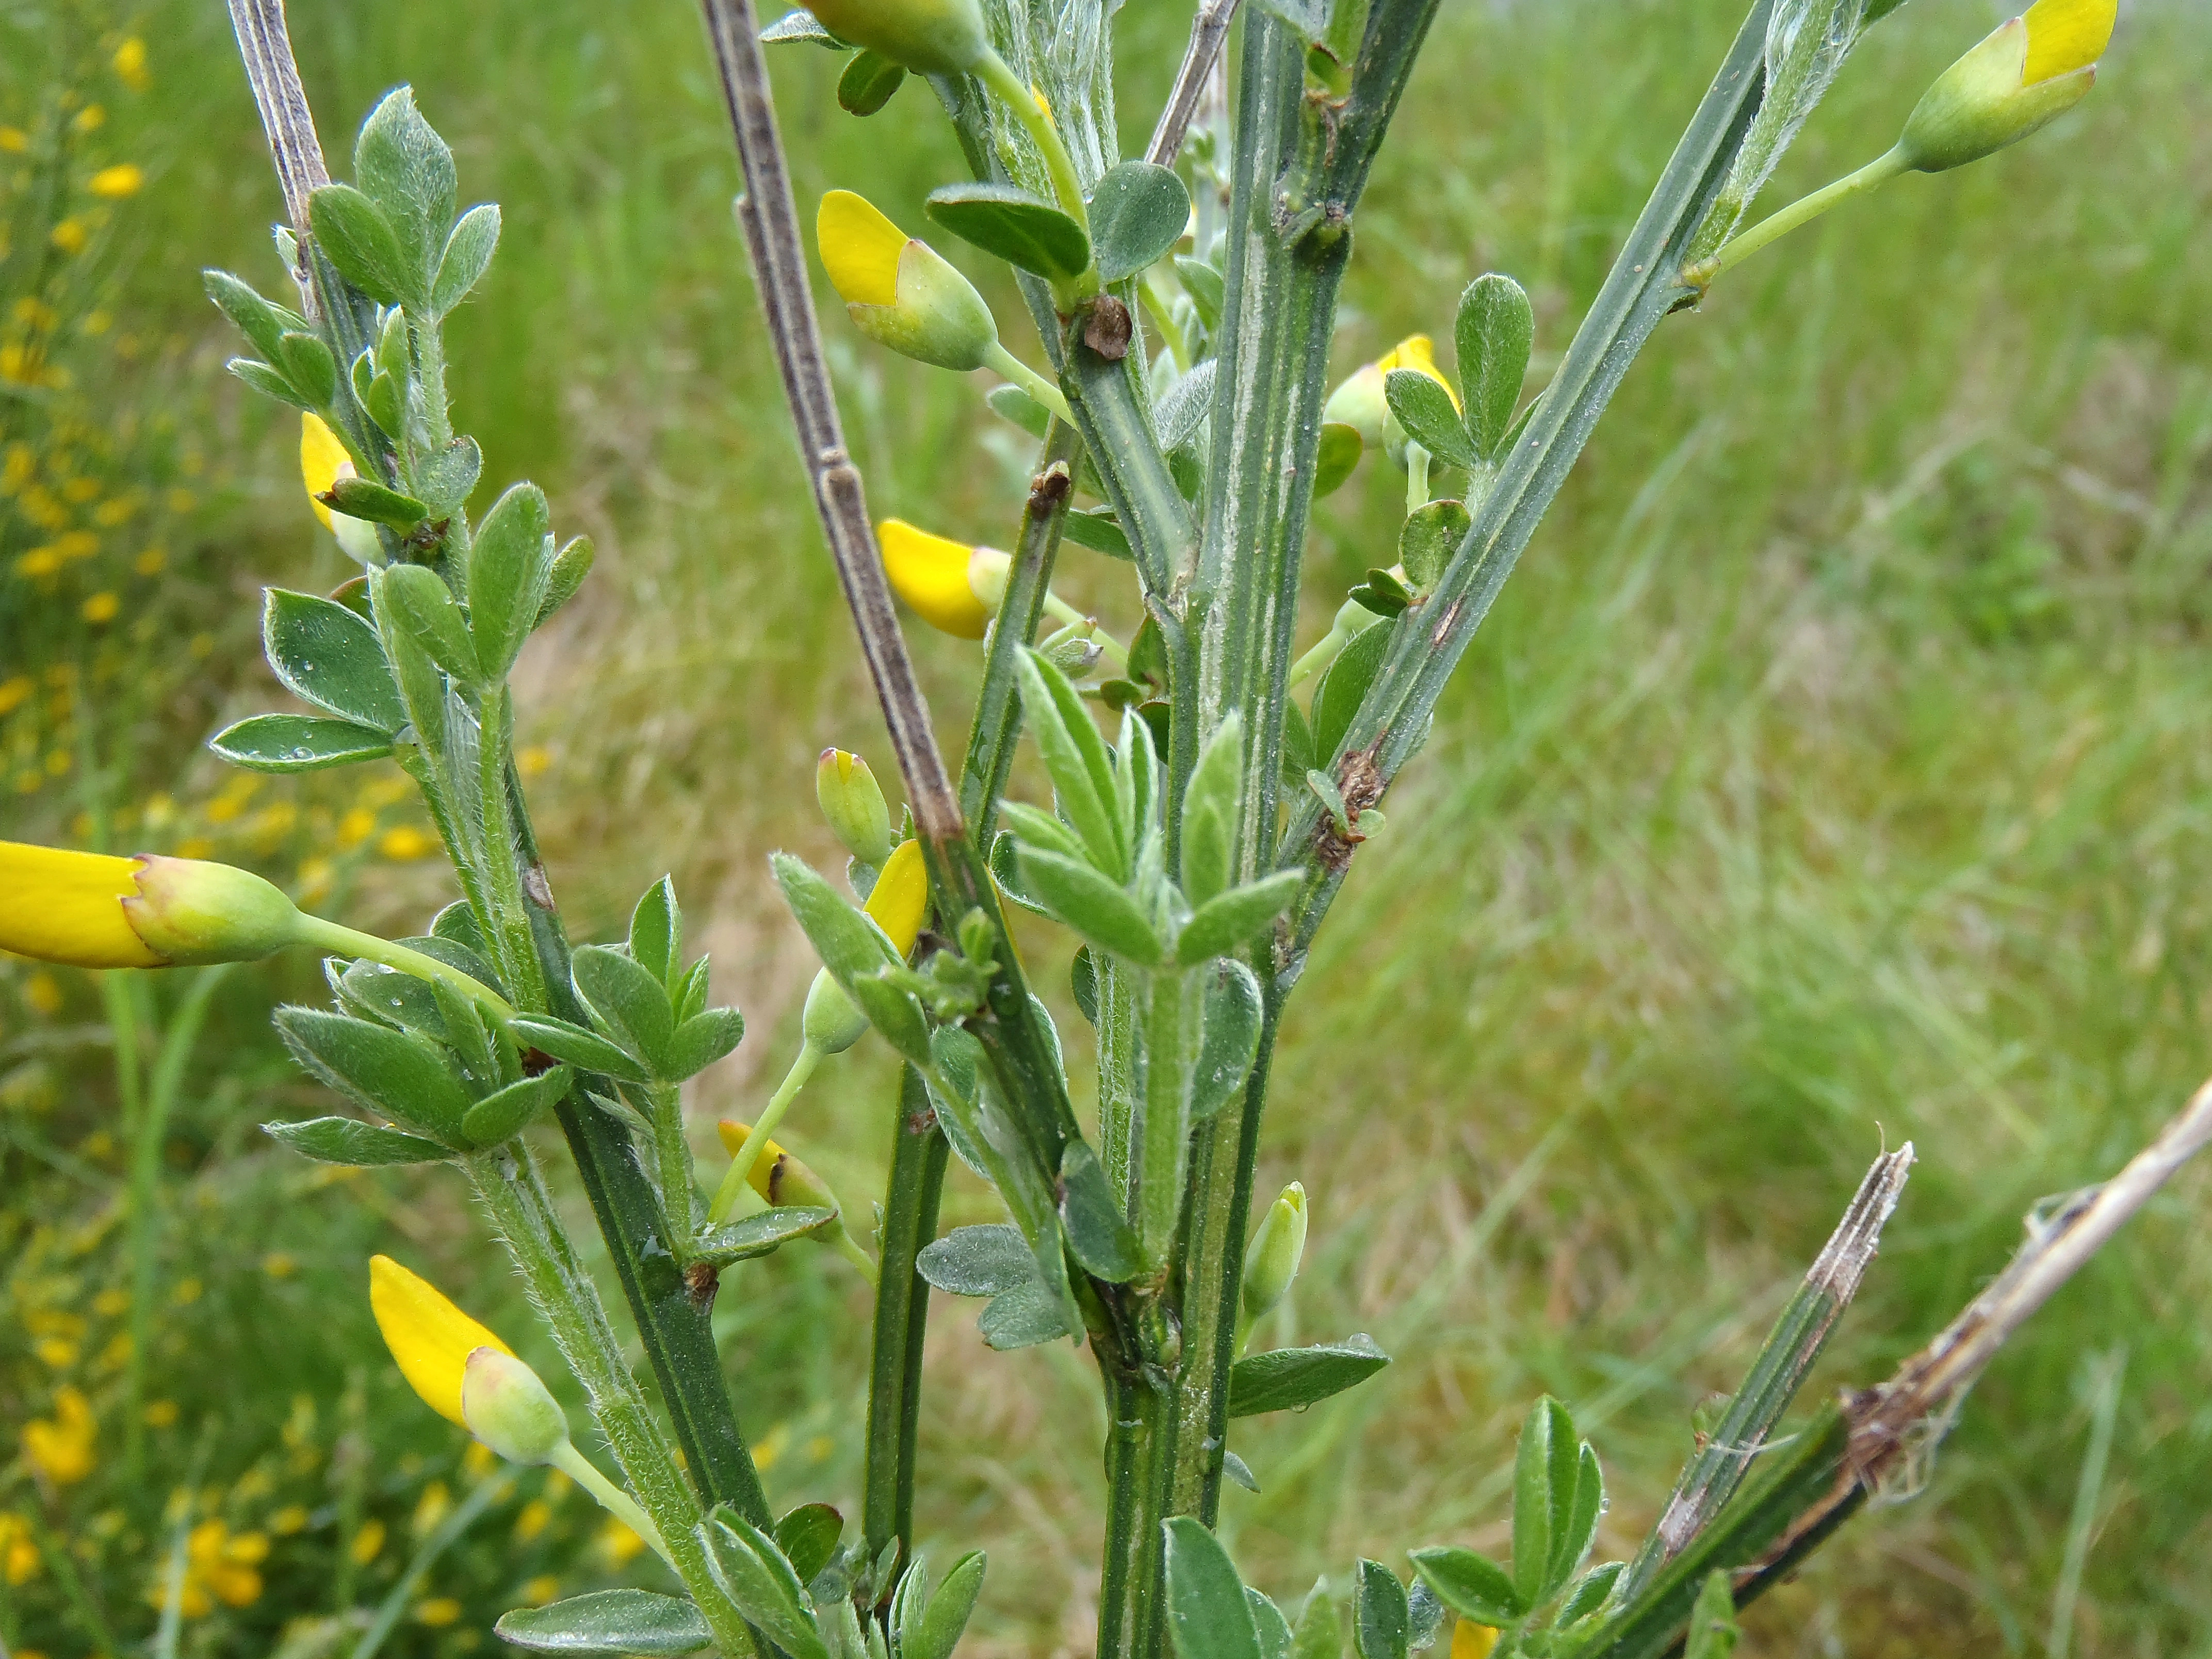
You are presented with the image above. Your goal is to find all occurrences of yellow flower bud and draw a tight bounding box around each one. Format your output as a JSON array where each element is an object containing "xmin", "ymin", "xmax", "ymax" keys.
[
  {"xmin": 1379, "ymin": 334, "xmax": 1460, "ymax": 413},
  {"xmin": 818, "ymin": 191, "xmax": 1001, "ymax": 372},
  {"xmin": 0, "ymin": 840, "xmax": 306, "ymax": 969},
  {"xmin": 804, "ymin": 0, "xmax": 989, "ymax": 75},
  {"xmin": 1897, "ymin": 0, "xmax": 2114, "ymax": 174},
  {"xmin": 1241, "ymin": 1181, "xmax": 1308, "ymax": 1321},
  {"xmin": 817, "ymin": 748, "xmax": 896, "ymax": 867},
  {"xmin": 717, "ymin": 1121, "xmax": 842, "ymax": 1214},
  {"xmin": 461, "ymin": 1347, "xmax": 570, "ymax": 1465},
  {"xmin": 866, "ymin": 838, "xmax": 930, "ymax": 957},
  {"xmin": 300, "ymin": 413, "xmax": 383, "ymax": 564},
  {"xmin": 1324, "ymin": 335, "xmax": 1459, "ymax": 454},
  {"xmin": 878, "ymin": 518, "xmax": 1011, "ymax": 639},
  {"xmin": 368, "ymin": 1255, "xmax": 516, "ymax": 1430},
  {"xmin": 1452, "ymin": 1618, "xmax": 1500, "ymax": 1659}
]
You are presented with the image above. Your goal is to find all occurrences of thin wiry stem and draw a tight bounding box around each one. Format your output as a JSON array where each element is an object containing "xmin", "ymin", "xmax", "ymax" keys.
[
  {"xmin": 223, "ymin": 0, "xmax": 328, "ymax": 299},
  {"xmin": 697, "ymin": 0, "xmax": 961, "ymax": 842},
  {"xmin": 1146, "ymin": 0, "xmax": 1242, "ymax": 167}
]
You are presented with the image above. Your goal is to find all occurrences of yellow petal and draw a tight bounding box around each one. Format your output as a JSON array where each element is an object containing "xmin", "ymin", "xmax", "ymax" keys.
[
  {"xmin": 818, "ymin": 190, "xmax": 907, "ymax": 310},
  {"xmin": 1380, "ymin": 334, "xmax": 1461, "ymax": 412},
  {"xmin": 368, "ymin": 1256, "xmax": 514, "ymax": 1429},
  {"xmin": 865, "ymin": 839, "xmax": 929, "ymax": 956},
  {"xmin": 0, "ymin": 841, "xmax": 164, "ymax": 968},
  {"xmin": 879, "ymin": 518, "xmax": 991, "ymax": 638},
  {"xmin": 1451, "ymin": 1620, "xmax": 1499, "ymax": 1659},
  {"xmin": 2021, "ymin": 0, "xmax": 2116, "ymax": 85},
  {"xmin": 300, "ymin": 412, "xmax": 352, "ymax": 532},
  {"xmin": 717, "ymin": 1121, "xmax": 787, "ymax": 1204}
]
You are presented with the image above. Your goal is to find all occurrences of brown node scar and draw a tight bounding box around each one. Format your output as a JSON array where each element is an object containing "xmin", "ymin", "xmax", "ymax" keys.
[
  {"xmin": 1080, "ymin": 295, "xmax": 1133, "ymax": 361},
  {"xmin": 684, "ymin": 1261, "xmax": 719, "ymax": 1311},
  {"xmin": 521, "ymin": 1047, "xmax": 559, "ymax": 1077},
  {"xmin": 1029, "ymin": 461, "xmax": 1072, "ymax": 518}
]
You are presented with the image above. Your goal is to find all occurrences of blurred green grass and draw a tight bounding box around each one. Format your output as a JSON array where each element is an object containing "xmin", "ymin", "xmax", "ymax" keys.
[{"xmin": 8, "ymin": 0, "xmax": 2212, "ymax": 1653}]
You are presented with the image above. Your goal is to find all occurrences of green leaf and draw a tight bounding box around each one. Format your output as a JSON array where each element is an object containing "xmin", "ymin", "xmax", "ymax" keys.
[
  {"xmin": 468, "ymin": 480, "xmax": 555, "ymax": 680},
  {"xmin": 1227, "ymin": 1335, "xmax": 1390, "ymax": 1418},
  {"xmin": 275, "ymin": 330, "xmax": 337, "ymax": 408},
  {"xmin": 1249, "ymin": 1591, "xmax": 1292, "ymax": 1659},
  {"xmin": 1384, "ymin": 369, "xmax": 1476, "ymax": 471},
  {"xmin": 353, "ymin": 86, "xmax": 456, "ymax": 299},
  {"xmin": 538, "ymin": 535, "xmax": 594, "ymax": 624},
  {"xmin": 761, "ymin": 7, "xmax": 844, "ymax": 44},
  {"xmin": 1013, "ymin": 649, "xmax": 1123, "ymax": 877},
  {"xmin": 1407, "ymin": 1548, "xmax": 1524, "ymax": 1628},
  {"xmin": 307, "ymin": 182, "xmax": 410, "ymax": 306},
  {"xmin": 226, "ymin": 355, "xmax": 316, "ymax": 411},
  {"xmin": 363, "ymin": 368, "xmax": 405, "ymax": 438},
  {"xmin": 998, "ymin": 800, "xmax": 1086, "ymax": 864},
  {"xmin": 1059, "ymin": 1138, "xmax": 1142, "ymax": 1282},
  {"xmin": 1280, "ymin": 698, "xmax": 1315, "ymax": 788},
  {"xmin": 694, "ymin": 1206, "xmax": 837, "ymax": 1266},
  {"xmin": 916, "ymin": 1553, "xmax": 985, "ymax": 1659},
  {"xmin": 701, "ymin": 1510, "xmax": 828, "ymax": 1659},
  {"xmin": 507, "ymin": 1014, "xmax": 650, "ymax": 1083},
  {"xmin": 1454, "ymin": 273, "xmax": 1534, "ymax": 461},
  {"xmin": 849, "ymin": 968, "xmax": 934, "ymax": 1066},
  {"xmin": 837, "ymin": 48, "xmax": 907, "ymax": 115},
  {"xmin": 1553, "ymin": 1441, "xmax": 1603, "ymax": 1598},
  {"xmin": 926, "ymin": 183, "xmax": 1090, "ymax": 281},
  {"xmin": 916, "ymin": 1224, "xmax": 1032, "ymax": 1297},
  {"xmin": 1405, "ymin": 1582, "xmax": 1445, "ymax": 1654},
  {"xmin": 432, "ymin": 203, "xmax": 500, "ymax": 317},
  {"xmin": 325, "ymin": 475, "xmax": 430, "ymax": 526},
  {"xmin": 1015, "ymin": 845, "xmax": 1163, "ymax": 966},
  {"xmin": 417, "ymin": 436, "xmax": 484, "ymax": 513},
  {"xmin": 1398, "ymin": 499, "xmax": 1471, "ymax": 594},
  {"xmin": 377, "ymin": 563, "xmax": 480, "ymax": 687},
  {"xmin": 1180, "ymin": 711, "xmax": 1242, "ymax": 909},
  {"xmin": 1311, "ymin": 617, "xmax": 1392, "ymax": 765},
  {"xmin": 1511, "ymin": 1396, "xmax": 1582, "ymax": 1606},
  {"xmin": 1176, "ymin": 870, "xmax": 1302, "ymax": 968},
  {"xmin": 262, "ymin": 587, "xmax": 406, "ymax": 732},
  {"xmin": 979, "ymin": 1281, "xmax": 1074, "ymax": 1350},
  {"xmin": 1289, "ymin": 1583, "xmax": 1343, "ymax": 1659},
  {"xmin": 666, "ymin": 1008, "xmax": 744, "ymax": 1080},
  {"xmin": 1069, "ymin": 945, "xmax": 1099, "ymax": 1024},
  {"xmin": 495, "ymin": 1589, "xmax": 714, "ymax": 1655},
  {"xmin": 1353, "ymin": 1562, "xmax": 1407, "ymax": 1659},
  {"xmin": 334, "ymin": 961, "xmax": 448, "ymax": 1040},
  {"xmin": 1313, "ymin": 422, "xmax": 1363, "ymax": 499},
  {"xmin": 1556, "ymin": 1562, "xmax": 1623, "ymax": 1627},
  {"xmin": 203, "ymin": 269, "xmax": 304, "ymax": 364},
  {"xmin": 210, "ymin": 713, "xmax": 392, "ymax": 773},
  {"xmin": 1192, "ymin": 959, "xmax": 1263, "ymax": 1120},
  {"xmin": 461, "ymin": 1067, "xmax": 571, "ymax": 1148},
  {"xmin": 773, "ymin": 853, "xmax": 898, "ymax": 988},
  {"xmin": 1173, "ymin": 255, "xmax": 1224, "ymax": 335},
  {"xmin": 262, "ymin": 1116, "xmax": 450, "ymax": 1167},
  {"xmin": 1163, "ymin": 1517, "xmax": 1263, "ymax": 1659},
  {"xmin": 1157, "ymin": 359, "xmax": 1217, "ymax": 455},
  {"xmin": 1089, "ymin": 161, "xmax": 1191, "ymax": 284},
  {"xmin": 1348, "ymin": 568, "xmax": 1410, "ymax": 618},
  {"xmin": 628, "ymin": 877, "xmax": 682, "ymax": 987},
  {"xmin": 1682, "ymin": 1570, "xmax": 1739, "ymax": 1659},
  {"xmin": 571, "ymin": 946, "xmax": 675, "ymax": 1077},
  {"xmin": 274, "ymin": 1007, "xmax": 469, "ymax": 1140},
  {"xmin": 1061, "ymin": 509, "xmax": 1132, "ymax": 560},
  {"xmin": 987, "ymin": 382, "xmax": 1051, "ymax": 441},
  {"xmin": 775, "ymin": 1504, "xmax": 844, "ymax": 1586}
]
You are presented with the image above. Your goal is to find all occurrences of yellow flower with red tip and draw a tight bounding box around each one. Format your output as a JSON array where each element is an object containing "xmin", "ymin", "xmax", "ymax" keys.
[
  {"xmin": 1899, "ymin": 0, "xmax": 2116, "ymax": 173},
  {"xmin": 878, "ymin": 519, "xmax": 1012, "ymax": 639}
]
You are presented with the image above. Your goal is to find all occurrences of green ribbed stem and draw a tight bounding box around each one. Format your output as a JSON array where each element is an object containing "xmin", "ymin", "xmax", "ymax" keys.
[
  {"xmin": 985, "ymin": 340, "xmax": 1077, "ymax": 426},
  {"xmin": 1699, "ymin": 146, "xmax": 1908, "ymax": 282},
  {"xmin": 548, "ymin": 1439, "xmax": 673, "ymax": 1567}
]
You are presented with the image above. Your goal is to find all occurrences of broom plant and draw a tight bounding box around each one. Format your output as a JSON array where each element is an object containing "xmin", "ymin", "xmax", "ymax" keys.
[{"xmin": 10, "ymin": 0, "xmax": 2206, "ymax": 1653}]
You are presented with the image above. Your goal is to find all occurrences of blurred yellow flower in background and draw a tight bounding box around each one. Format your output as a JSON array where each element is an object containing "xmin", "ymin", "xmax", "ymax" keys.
[
  {"xmin": 149, "ymin": 1519, "xmax": 268, "ymax": 1617},
  {"xmin": 23, "ymin": 1386, "xmax": 97, "ymax": 1485},
  {"xmin": 88, "ymin": 164, "xmax": 142, "ymax": 199},
  {"xmin": 113, "ymin": 37, "xmax": 150, "ymax": 90},
  {"xmin": 0, "ymin": 1511, "xmax": 41, "ymax": 1584}
]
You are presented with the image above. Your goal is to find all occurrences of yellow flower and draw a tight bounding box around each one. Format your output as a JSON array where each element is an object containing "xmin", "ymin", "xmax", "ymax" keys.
[
  {"xmin": 71, "ymin": 105, "xmax": 104, "ymax": 134},
  {"xmin": 0, "ymin": 674, "xmax": 32, "ymax": 714},
  {"xmin": 522, "ymin": 1574, "xmax": 561, "ymax": 1605},
  {"xmin": 113, "ymin": 37, "xmax": 150, "ymax": 91},
  {"xmin": 1898, "ymin": 0, "xmax": 2116, "ymax": 173},
  {"xmin": 350, "ymin": 1519, "xmax": 387, "ymax": 1565},
  {"xmin": 818, "ymin": 191, "xmax": 1001, "ymax": 373},
  {"xmin": 716, "ymin": 1120, "xmax": 843, "ymax": 1213},
  {"xmin": 0, "ymin": 840, "xmax": 307, "ymax": 969},
  {"xmin": 368, "ymin": 1255, "xmax": 516, "ymax": 1429},
  {"xmin": 299, "ymin": 413, "xmax": 382, "ymax": 562},
  {"xmin": 378, "ymin": 825, "xmax": 436, "ymax": 861},
  {"xmin": 23, "ymin": 1386, "xmax": 97, "ymax": 1485},
  {"xmin": 88, "ymin": 164, "xmax": 143, "ymax": 199},
  {"xmin": 1380, "ymin": 334, "xmax": 1461, "ymax": 412},
  {"xmin": 149, "ymin": 1519, "xmax": 268, "ymax": 1617},
  {"xmin": 877, "ymin": 518, "xmax": 1011, "ymax": 639},
  {"xmin": 270, "ymin": 1504, "xmax": 310, "ymax": 1536},
  {"xmin": 25, "ymin": 970, "xmax": 62, "ymax": 1015},
  {"xmin": 513, "ymin": 1498, "xmax": 553, "ymax": 1543},
  {"xmin": 416, "ymin": 1597, "xmax": 464, "ymax": 1627},
  {"xmin": 597, "ymin": 1515, "xmax": 647, "ymax": 1568},
  {"xmin": 0, "ymin": 127, "xmax": 27, "ymax": 153},
  {"xmin": 804, "ymin": 0, "xmax": 989, "ymax": 75},
  {"xmin": 83, "ymin": 591, "xmax": 119, "ymax": 624},
  {"xmin": 35, "ymin": 1336, "xmax": 79, "ymax": 1368},
  {"xmin": 1, "ymin": 1511, "xmax": 41, "ymax": 1585},
  {"xmin": 1452, "ymin": 1619, "xmax": 1499, "ymax": 1659},
  {"xmin": 135, "ymin": 546, "xmax": 166, "ymax": 575},
  {"xmin": 866, "ymin": 838, "xmax": 929, "ymax": 956},
  {"xmin": 50, "ymin": 219, "xmax": 88, "ymax": 255},
  {"xmin": 143, "ymin": 1398, "xmax": 180, "ymax": 1427},
  {"xmin": 816, "ymin": 748, "xmax": 894, "ymax": 867}
]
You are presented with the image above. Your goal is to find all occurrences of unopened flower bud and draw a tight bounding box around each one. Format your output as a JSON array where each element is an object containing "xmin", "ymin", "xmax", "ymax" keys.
[
  {"xmin": 461, "ymin": 1347, "xmax": 569, "ymax": 1466},
  {"xmin": 1324, "ymin": 335, "xmax": 1458, "ymax": 456},
  {"xmin": 819, "ymin": 191, "xmax": 1001, "ymax": 372},
  {"xmin": 368, "ymin": 1255, "xmax": 516, "ymax": 1429},
  {"xmin": 1897, "ymin": 0, "xmax": 2113, "ymax": 173},
  {"xmin": 1242, "ymin": 1181, "xmax": 1308, "ymax": 1321},
  {"xmin": 805, "ymin": 0, "xmax": 989, "ymax": 76},
  {"xmin": 1, "ymin": 840, "xmax": 306, "ymax": 969},
  {"xmin": 717, "ymin": 1120, "xmax": 843, "ymax": 1215},
  {"xmin": 878, "ymin": 519, "xmax": 1011, "ymax": 639},
  {"xmin": 301, "ymin": 412, "xmax": 384, "ymax": 564},
  {"xmin": 802, "ymin": 969, "xmax": 870, "ymax": 1056},
  {"xmin": 817, "ymin": 749, "xmax": 896, "ymax": 868}
]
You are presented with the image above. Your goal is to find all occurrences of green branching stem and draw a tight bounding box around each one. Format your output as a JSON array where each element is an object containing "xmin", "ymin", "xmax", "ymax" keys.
[{"xmin": 291, "ymin": 913, "xmax": 518, "ymax": 1023}]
